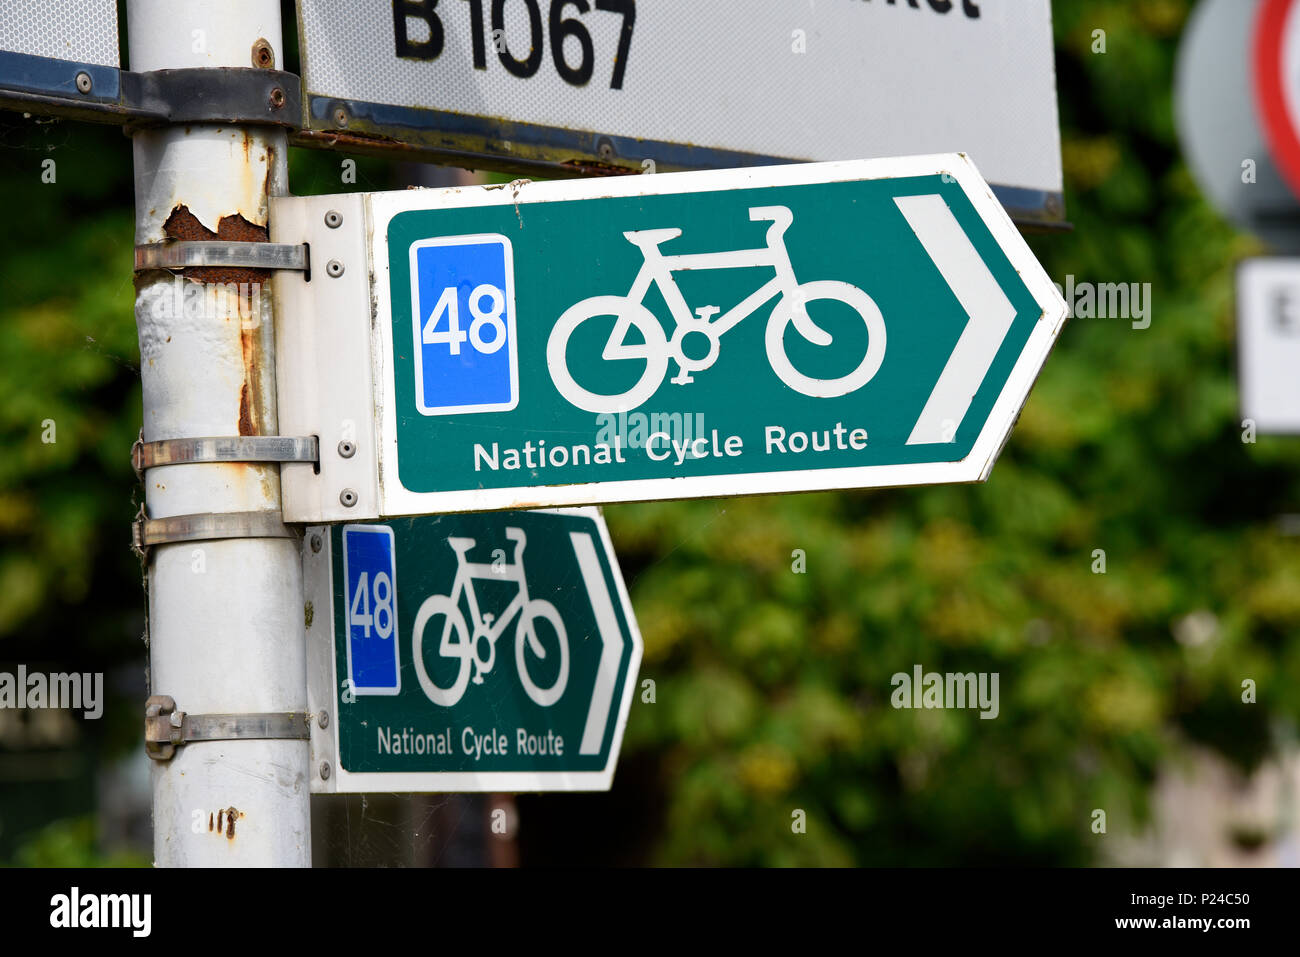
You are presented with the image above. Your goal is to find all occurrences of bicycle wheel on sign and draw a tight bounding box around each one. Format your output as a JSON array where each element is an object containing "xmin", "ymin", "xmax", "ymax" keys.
[
  {"xmin": 547, "ymin": 296, "xmax": 670, "ymax": 412},
  {"xmin": 766, "ymin": 280, "xmax": 887, "ymax": 398},
  {"xmin": 515, "ymin": 599, "xmax": 569, "ymax": 707},
  {"xmin": 412, "ymin": 594, "xmax": 473, "ymax": 707}
]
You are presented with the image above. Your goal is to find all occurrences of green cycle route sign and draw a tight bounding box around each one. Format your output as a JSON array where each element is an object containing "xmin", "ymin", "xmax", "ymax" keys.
[
  {"xmin": 272, "ymin": 154, "xmax": 1068, "ymax": 523},
  {"xmin": 303, "ymin": 508, "xmax": 642, "ymax": 792}
]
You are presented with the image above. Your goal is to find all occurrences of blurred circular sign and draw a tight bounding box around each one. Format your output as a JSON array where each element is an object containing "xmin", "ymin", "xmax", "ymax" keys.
[
  {"xmin": 1254, "ymin": 0, "xmax": 1300, "ymax": 198},
  {"xmin": 1177, "ymin": 0, "xmax": 1300, "ymax": 249}
]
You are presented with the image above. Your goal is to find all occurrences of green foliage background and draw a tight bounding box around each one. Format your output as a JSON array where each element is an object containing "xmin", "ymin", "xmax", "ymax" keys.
[{"xmin": 2, "ymin": 0, "xmax": 1297, "ymax": 865}]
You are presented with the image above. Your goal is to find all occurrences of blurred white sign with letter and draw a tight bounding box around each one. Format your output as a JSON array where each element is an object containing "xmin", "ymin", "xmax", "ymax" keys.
[{"xmin": 1238, "ymin": 257, "xmax": 1300, "ymax": 433}]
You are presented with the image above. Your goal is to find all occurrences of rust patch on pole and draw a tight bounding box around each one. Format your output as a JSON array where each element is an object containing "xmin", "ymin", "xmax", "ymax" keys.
[
  {"xmin": 162, "ymin": 203, "xmax": 272, "ymax": 436},
  {"xmin": 206, "ymin": 807, "xmax": 243, "ymax": 839},
  {"xmin": 161, "ymin": 205, "xmax": 271, "ymax": 286},
  {"xmin": 238, "ymin": 349, "xmax": 257, "ymax": 437}
]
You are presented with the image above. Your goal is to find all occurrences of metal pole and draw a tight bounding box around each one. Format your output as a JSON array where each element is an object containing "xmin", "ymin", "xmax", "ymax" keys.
[{"xmin": 128, "ymin": 0, "xmax": 310, "ymax": 866}]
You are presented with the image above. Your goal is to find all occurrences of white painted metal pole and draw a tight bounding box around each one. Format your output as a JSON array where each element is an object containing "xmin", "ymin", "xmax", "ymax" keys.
[{"xmin": 127, "ymin": 0, "xmax": 310, "ymax": 866}]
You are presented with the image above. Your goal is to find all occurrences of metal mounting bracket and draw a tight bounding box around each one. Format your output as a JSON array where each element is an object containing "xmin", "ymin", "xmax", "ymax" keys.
[
  {"xmin": 132, "ymin": 509, "xmax": 295, "ymax": 557},
  {"xmin": 0, "ymin": 52, "xmax": 301, "ymax": 129},
  {"xmin": 270, "ymin": 192, "xmax": 381, "ymax": 522},
  {"xmin": 134, "ymin": 240, "xmax": 308, "ymax": 273},
  {"xmin": 132, "ymin": 434, "xmax": 319, "ymax": 476},
  {"xmin": 120, "ymin": 67, "xmax": 300, "ymax": 128},
  {"xmin": 145, "ymin": 695, "xmax": 312, "ymax": 761}
]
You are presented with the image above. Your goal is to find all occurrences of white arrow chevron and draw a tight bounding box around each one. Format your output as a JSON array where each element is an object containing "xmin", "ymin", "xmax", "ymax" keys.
[
  {"xmin": 894, "ymin": 193, "xmax": 1018, "ymax": 447},
  {"xmin": 571, "ymin": 530, "xmax": 625, "ymax": 756}
]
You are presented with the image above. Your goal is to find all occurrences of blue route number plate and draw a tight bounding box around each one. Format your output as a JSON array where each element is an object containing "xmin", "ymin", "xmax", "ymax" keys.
[
  {"xmin": 408, "ymin": 234, "xmax": 518, "ymax": 416},
  {"xmin": 342, "ymin": 525, "xmax": 400, "ymax": 695}
]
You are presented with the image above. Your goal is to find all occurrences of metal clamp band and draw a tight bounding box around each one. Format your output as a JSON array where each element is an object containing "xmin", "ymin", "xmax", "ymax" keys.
[
  {"xmin": 134, "ymin": 240, "xmax": 308, "ymax": 272},
  {"xmin": 0, "ymin": 56, "xmax": 301, "ymax": 129},
  {"xmin": 121, "ymin": 67, "xmax": 301, "ymax": 128},
  {"xmin": 133, "ymin": 510, "xmax": 294, "ymax": 552},
  {"xmin": 133, "ymin": 435, "xmax": 319, "ymax": 474},
  {"xmin": 146, "ymin": 695, "xmax": 311, "ymax": 761}
]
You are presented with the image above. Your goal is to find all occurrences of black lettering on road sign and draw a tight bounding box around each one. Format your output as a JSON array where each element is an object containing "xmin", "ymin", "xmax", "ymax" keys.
[
  {"xmin": 393, "ymin": 0, "xmax": 445, "ymax": 60},
  {"xmin": 392, "ymin": 0, "xmax": 636, "ymax": 89}
]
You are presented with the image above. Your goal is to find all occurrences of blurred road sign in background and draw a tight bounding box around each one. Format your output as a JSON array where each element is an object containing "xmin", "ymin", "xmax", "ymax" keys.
[
  {"xmin": 1237, "ymin": 257, "xmax": 1300, "ymax": 433},
  {"xmin": 295, "ymin": 0, "xmax": 1064, "ymax": 223},
  {"xmin": 303, "ymin": 508, "xmax": 642, "ymax": 792},
  {"xmin": 1254, "ymin": 0, "xmax": 1300, "ymax": 202},
  {"xmin": 1176, "ymin": 0, "xmax": 1300, "ymax": 250}
]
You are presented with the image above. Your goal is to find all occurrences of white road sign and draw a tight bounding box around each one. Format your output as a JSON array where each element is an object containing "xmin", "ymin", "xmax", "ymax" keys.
[
  {"xmin": 295, "ymin": 0, "xmax": 1063, "ymax": 222},
  {"xmin": 0, "ymin": 0, "xmax": 119, "ymax": 66},
  {"xmin": 0, "ymin": 0, "xmax": 120, "ymax": 121},
  {"xmin": 1237, "ymin": 257, "xmax": 1300, "ymax": 433}
]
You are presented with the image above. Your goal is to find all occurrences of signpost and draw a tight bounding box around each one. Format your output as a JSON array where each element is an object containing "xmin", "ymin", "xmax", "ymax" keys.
[
  {"xmin": 294, "ymin": 0, "xmax": 1064, "ymax": 223},
  {"xmin": 303, "ymin": 508, "xmax": 642, "ymax": 791},
  {"xmin": 1237, "ymin": 257, "xmax": 1300, "ymax": 433},
  {"xmin": 273, "ymin": 153, "xmax": 1068, "ymax": 523}
]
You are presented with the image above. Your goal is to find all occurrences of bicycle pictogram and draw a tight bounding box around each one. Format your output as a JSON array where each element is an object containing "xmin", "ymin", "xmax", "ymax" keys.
[
  {"xmin": 546, "ymin": 205, "xmax": 887, "ymax": 412},
  {"xmin": 411, "ymin": 527, "xmax": 569, "ymax": 708}
]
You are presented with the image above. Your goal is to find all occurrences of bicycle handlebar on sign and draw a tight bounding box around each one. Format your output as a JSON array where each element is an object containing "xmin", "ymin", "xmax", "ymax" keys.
[{"xmin": 748, "ymin": 205, "xmax": 795, "ymax": 244}]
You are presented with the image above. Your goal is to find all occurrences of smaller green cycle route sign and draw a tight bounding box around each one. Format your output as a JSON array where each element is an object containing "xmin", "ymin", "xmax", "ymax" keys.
[{"xmin": 303, "ymin": 507, "xmax": 642, "ymax": 792}]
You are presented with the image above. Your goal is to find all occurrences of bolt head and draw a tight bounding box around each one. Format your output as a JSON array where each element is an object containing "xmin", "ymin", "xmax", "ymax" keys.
[
  {"xmin": 251, "ymin": 38, "xmax": 276, "ymax": 69},
  {"xmin": 269, "ymin": 87, "xmax": 286, "ymax": 110},
  {"xmin": 326, "ymin": 260, "xmax": 345, "ymax": 278},
  {"xmin": 339, "ymin": 488, "xmax": 357, "ymax": 508},
  {"xmin": 333, "ymin": 107, "xmax": 348, "ymax": 127},
  {"xmin": 318, "ymin": 711, "xmax": 330, "ymax": 729},
  {"xmin": 338, "ymin": 440, "xmax": 356, "ymax": 458},
  {"xmin": 310, "ymin": 534, "xmax": 323, "ymax": 553},
  {"xmin": 320, "ymin": 761, "xmax": 331, "ymax": 780},
  {"xmin": 75, "ymin": 72, "xmax": 92, "ymax": 94},
  {"xmin": 324, "ymin": 210, "xmax": 343, "ymax": 229}
]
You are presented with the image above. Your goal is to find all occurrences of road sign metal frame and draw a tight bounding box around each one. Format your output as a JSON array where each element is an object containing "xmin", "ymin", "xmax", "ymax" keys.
[
  {"xmin": 295, "ymin": 93, "xmax": 1066, "ymax": 228},
  {"xmin": 272, "ymin": 152, "xmax": 1068, "ymax": 524},
  {"xmin": 0, "ymin": 50, "xmax": 300, "ymax": 128},
  {"xmin": 302, "ymin": 507, "xmax": 643, "ymax": 793}
]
